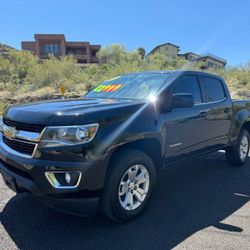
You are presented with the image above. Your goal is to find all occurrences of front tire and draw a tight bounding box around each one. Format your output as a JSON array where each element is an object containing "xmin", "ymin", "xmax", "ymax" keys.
[
  {"xmin": 100, "ymin": 149, "xmax": 156, "ymax": 222},
  {"xmin": 226, "ymin": 129, "xmax": 250, "ymax": 166}
]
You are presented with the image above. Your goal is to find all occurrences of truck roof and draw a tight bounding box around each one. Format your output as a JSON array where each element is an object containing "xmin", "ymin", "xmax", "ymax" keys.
[{"xmin": 125, "ymin": 70, "xmax": 222, "ymax": 79}]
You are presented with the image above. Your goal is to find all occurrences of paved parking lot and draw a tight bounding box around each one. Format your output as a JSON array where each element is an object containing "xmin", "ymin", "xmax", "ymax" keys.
[{"xmin": 0, "ymin": 151, "xmax": 250, "ymax": 250}]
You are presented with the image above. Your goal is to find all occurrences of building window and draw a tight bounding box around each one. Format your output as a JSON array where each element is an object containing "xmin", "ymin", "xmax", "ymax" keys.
[
  {"xmin": 41, "ymin": 44, "xmax": 61, "ymax": 56},
  {"xmin": 66, "ymin": 47, "xmax": 86, "ymax": 55},
  {"xmin": 91, "ymin": 49, "xmax": 98, "ymax": 57},
  {"xmin": 208, "ymin": 61, "xmax": 214, "ymax": 67},
  {"xmin": 77, "ymin": 59, "xmax": 87, "ymax": 63}
]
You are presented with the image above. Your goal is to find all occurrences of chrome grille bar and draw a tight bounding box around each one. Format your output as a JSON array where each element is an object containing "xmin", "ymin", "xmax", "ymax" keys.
[{"xmin": 3, "ymin": 124, "xmax": 43, "ymax": 142}]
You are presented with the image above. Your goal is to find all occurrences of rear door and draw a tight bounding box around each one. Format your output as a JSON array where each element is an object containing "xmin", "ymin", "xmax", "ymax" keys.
[{"xmin": 197, "ymin": 75, "xmax": 232, "ymax": 148}]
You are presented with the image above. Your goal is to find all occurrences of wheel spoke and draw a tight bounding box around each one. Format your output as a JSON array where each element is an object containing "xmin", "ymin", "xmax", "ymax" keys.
[
  {"xmin": 122, "ymin": 193, "xmax": 128, "ymax": 207},
  {"xmin": 119, "ymin": 181, "xmax": 127, "ymax": 196},
  {"xmin": 137, "ymin": 187, "xmax": 146, "ymax": 195},
  {"xmin": 136, "ymin": 170, "xmax": 148, "ymax": 184},
  {"xmin": 128, "ymin": 192, "xmax": 134, "ymax": 209},
  {"xmin": 128, "ymin": 165, "xmax": 139, "ymax": 180},
  {"xmin": 134, "ymin": 190, "xmax": 143, "ymax": 202}
]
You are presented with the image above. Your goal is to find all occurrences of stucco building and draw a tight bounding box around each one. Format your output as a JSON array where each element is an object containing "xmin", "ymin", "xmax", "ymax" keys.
[
  {"xmin": 21, "ymin": 34, "xmax": 101, "ymax": 64},
  {"xmin": 180, "ymin": 52, "xmax": 227, "ymax": 69},
  {"xmin": 147, "ymin": 43, "xmax": 227, "ymax": 69},
  {"xmin": 147, "ymin": 43, "xmax": 180, "ymax": 58}
]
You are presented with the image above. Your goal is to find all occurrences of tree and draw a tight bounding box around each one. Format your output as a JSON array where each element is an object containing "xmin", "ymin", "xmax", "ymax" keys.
[{"xmin": 137, "ymin": 47, "xmax": 146, "ymax": 59}]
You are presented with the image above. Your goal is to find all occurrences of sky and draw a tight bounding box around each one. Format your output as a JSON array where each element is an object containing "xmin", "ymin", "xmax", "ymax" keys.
[{"xmin": 1, "ymin": 0, "xmax": 250, "ymax": 66}]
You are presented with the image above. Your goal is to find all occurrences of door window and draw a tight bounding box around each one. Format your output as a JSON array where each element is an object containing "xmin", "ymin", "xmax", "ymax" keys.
[
  {"xmin": 171, "ymin": 75, "xmax": 202, "ymax": 104},
  {"xmin": 200, "ymin": 76, "xmax": 225, "ymax": 102}
]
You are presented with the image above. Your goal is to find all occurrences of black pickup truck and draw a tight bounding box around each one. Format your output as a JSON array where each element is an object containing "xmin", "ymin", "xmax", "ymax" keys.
[{"xmin": 0, "ymin": 70, "xmax": 250, "ymax": 222}]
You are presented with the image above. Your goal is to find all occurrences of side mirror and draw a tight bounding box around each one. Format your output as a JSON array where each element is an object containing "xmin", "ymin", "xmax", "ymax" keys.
[{"xmin": 171, "ymin": 93, "xmax": 194, "ymax": 109}]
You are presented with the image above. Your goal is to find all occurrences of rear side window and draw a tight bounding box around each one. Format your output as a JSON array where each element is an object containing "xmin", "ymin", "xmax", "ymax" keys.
[
  {"xmin": 171, "ymin": 75, "xmax": 202, "ymax": 104},
  {"xmin": 200, "ymin": 76, "xmax": 225, "ymax": 102}
]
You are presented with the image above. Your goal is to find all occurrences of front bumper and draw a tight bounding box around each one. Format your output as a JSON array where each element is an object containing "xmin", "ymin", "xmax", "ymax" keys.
[
  {"xmin": 0, "ymin": 161, "xmax": 100, "ymax": 216},
  {"xmin": 0, "ymin": 136, "xmax": 107, "ymax": 217}
]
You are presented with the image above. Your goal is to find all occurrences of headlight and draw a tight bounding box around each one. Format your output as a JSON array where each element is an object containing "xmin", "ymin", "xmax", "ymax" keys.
[
  {"xmin": 41, "ymin": 123, "xmax": 99, "ymax": 147},
  {"xmin": 0, "ymin": 116, "xmax": 3, "ymax": 133}
]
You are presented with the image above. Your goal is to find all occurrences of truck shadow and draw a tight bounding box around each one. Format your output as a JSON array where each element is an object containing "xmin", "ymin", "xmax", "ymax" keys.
[{"xmin": 1, "ymin": 151, "xmax": 250, "ymax": 250}]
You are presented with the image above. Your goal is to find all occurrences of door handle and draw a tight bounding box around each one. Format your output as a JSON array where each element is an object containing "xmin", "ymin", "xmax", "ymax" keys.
[{"xmin": 199, "ymin": 110, "xmax": 209, "ymax": 117}]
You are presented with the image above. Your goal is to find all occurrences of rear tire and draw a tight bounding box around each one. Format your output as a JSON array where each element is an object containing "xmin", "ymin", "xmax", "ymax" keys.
[
  {"xmin": 100, "ymin": 149, "xmax": 156, "ymax": 223},
  {"xmin": 225, "ymin": 129, "xmax": 250, "ymax": 166}
]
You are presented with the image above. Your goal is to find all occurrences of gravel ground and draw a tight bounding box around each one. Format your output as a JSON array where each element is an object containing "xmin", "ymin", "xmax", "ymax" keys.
[{"xmin": 0, "ymin": 151, "xmax": 250, "ymax": 250}]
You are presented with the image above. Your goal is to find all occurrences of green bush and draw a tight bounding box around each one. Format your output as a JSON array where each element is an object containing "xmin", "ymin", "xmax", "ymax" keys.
[{"xmin": 0, "ymin": 44, "xmax": 249, "ymax": 100}]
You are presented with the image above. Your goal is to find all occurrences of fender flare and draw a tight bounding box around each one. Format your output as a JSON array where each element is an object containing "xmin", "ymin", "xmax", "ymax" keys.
[{"xmin": 233, "ymin": 109, "xmax": 250, "ymax": 142}]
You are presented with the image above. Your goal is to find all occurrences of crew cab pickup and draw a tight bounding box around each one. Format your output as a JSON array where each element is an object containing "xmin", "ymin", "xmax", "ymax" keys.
[{"xmin": 0, "ymin": 70, "xmax": 250, "ymax": 222}]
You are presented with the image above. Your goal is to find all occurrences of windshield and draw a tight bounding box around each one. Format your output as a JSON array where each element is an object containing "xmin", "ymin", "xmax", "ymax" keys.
[{"xmin": 85, "ymin": 73, "xmax": 171, "ymax": 100}]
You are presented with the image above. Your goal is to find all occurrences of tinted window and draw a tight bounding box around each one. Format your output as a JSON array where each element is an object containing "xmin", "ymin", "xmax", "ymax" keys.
[
  {"xmin": 200, "ymin": 76, "xmax": 225, "ymax": 102},
  {"xmin": 171, "ymin": 75, "xmax": 202, "ymax": 104}
]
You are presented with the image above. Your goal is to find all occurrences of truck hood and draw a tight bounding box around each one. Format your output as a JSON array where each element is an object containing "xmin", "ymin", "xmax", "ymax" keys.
[{"xmin": 4, "ymin": 98, "xmax": 146, "ymax": 126}]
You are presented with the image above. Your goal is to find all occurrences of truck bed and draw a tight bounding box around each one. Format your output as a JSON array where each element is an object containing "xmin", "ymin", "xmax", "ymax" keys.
[{"xmin": 232, "ymin": 99, "xmax": 250, "ymax": 109}]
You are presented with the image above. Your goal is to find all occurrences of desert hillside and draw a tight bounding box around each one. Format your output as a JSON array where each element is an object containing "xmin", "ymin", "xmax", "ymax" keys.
[{"xmin": 0, "ymin": 44, "xmax": 249, "ymax": 113}]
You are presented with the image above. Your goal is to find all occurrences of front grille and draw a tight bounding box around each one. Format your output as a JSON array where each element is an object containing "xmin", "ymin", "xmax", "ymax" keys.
[
  {"xmin": 3, "ymin": 118, "xmax": 44, "ymax": 133},
  {"xmin": 3, "ymin": 136, "xmax": 36, "ymax": 156}
]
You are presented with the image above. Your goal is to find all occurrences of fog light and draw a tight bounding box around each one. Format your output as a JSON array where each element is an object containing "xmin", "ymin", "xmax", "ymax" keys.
[
  {"xmin": 65, "ymin": 172, "xmax": 71, "ymax": 184},
  {"xmin": 45, "ymin": 171, "xmax": 82, "ymax": 189}
]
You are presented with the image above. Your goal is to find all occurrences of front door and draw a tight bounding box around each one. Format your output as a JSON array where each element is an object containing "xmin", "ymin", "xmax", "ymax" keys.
[{"xmin": 164, "ymin": 74, "xmax": 208, "ymax": 164}]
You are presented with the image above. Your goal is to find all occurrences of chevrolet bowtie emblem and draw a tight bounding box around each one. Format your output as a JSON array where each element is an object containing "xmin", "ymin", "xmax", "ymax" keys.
[{"xmin": 3, "ymin": 125, "xmax": 18, "ymax": 139}]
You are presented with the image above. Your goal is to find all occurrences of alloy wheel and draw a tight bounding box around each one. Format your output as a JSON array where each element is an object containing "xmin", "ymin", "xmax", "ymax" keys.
[{"xmin": 118, "ymin": 164, "xmax": 150, "ymax": 211}]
